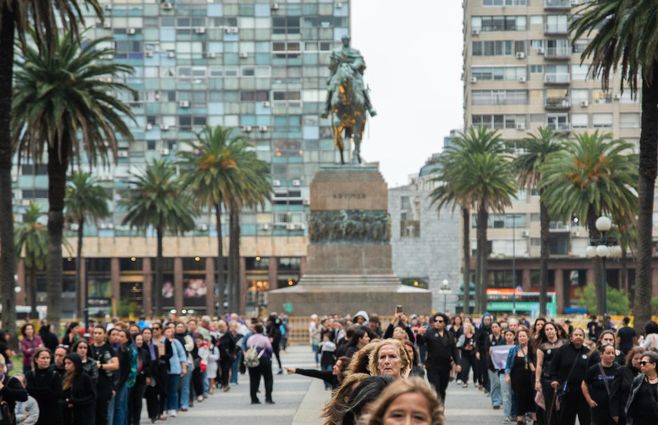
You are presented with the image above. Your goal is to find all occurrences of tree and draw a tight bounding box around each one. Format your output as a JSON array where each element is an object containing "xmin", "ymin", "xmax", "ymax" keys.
[
  {"xmin": 570, "ymin": 0, "xmax": 658, "ymax": 328},
  {"xmin": 12, "ymin": 32, "xmax": 134, "ymax": 328},
  {"xmin": 14, "ymin": 202, "xmax": 48, "ymax": 319},
  {"xmin": 430, "ymin": 128, "xmax": 516, "ymax": 313},
  {"xmin": 1, "ymin": 0, "xmax": 101, "ymax": 338},
  {"xmin": 178, "ymin": 126, "xmax": 271, "ymax": 314},
  {"xmin": 121, "ymin": 159, "xmax": 195, "ymax": 317},
  {"xmin": 514, "ymin": 127, "xmax": 564, "ymax": 316},
  {"xmin": 542, "ymin": 132, "xmax": 638, "ymax": 314},
  {"xmin": 65, "ymin": 171, "xmax": 110, "ymax": 319},
  {"xmin": 578, "ymin": 283, "xmax": 630, "ymax": 316}
]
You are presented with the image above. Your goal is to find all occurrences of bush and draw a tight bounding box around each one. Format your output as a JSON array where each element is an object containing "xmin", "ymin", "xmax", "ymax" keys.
[
  {"xmin": 117, "ymin": 300, "xmax": 139, "ymax": 318},
  {"xmin": 651, "ymin": 297, "xmax": 658, "ymax": 315},
  {"xmin": 577, "ymin": 283, "xmax": 630, "ymax": 315}
]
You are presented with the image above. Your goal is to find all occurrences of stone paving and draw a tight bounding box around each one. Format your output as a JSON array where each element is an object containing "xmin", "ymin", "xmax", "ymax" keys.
[{"xmin": 141, "ymin": 345, "xmax": 504, "ymax": 425}]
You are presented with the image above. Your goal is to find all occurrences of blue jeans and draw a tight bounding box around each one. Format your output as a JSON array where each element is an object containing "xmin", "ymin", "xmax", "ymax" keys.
[
  {"xmin": 312, "ymin": 344, "xmax": 320, "ymax": 365},
  {"xmin": 180, "ymin": 366, "xmax": 192, "ymax": 409},
  {"xmin": 202, "ymin": 371, "xmax": 209, "ymax": 395},
  {"xmin": 167, "ymin": 374, "xmax": 180, "ymax": 411},
  {"xmin": 488, "ymin": 370, "xmax": 502, "ymax": 407},
  {"xmin": 230, "ymin": 351, "xmax": 242, "ymax": 385},
  {"xmin": 107, "ymin": 394, "xmax": 115, "ymax": 425},
  {"xmin": 501, "ymin": 374, "xmax": 513, "ymax": 418},
  {"xmin": 322, "ymin": 364, "xmax": 332, "ymax": 390},
  {"xmin": 111, "ymin": 384, "xmax": 129, "ymax": 425}
]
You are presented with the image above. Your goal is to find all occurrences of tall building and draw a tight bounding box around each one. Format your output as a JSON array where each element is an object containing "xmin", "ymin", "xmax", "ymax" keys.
[
  {"xmin": 463, "ymin": 0, "xmax": 654, "ymax": 312},
  {"xmin": 12, "ymin": 0, "xmax": 353, "ymax": 317}
]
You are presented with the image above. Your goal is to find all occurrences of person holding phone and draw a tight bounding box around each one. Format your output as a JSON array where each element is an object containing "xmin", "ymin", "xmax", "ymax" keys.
[{"xmin": 384, "ymin": 306, "xmax": 415, "ymax": 342}]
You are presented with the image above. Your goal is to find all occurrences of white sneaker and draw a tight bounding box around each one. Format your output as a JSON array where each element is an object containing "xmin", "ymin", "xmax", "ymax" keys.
[{"xmin": 169, "ymin": 410, "xmax": 177, "ymax": 417}]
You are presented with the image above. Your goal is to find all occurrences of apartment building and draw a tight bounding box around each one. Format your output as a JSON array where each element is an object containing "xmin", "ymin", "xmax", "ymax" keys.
[
  {"xmin": 12, "ymin": 0, "xmax": 353, "ymax": 317},
  {"xmin": 462, "ymin": 0, "xmax": 655, "ymax": 312}
]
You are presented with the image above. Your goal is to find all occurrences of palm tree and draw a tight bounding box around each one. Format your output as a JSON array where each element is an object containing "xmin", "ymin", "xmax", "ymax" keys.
[
  {"xmin": 12, "ymin": 31, "xmax": 134, "ymax": 328},
  {"xmin": 65, "ymin": 171, "xmax": 110, "ymax": 319},
  {"xmin": 121, "ymin": 160, "xmax": 196, "ymax": 317},
  {"xmin": 178, "ymin": 126, "xmax": 271, "ymax": 314},
  {"xmin": 14, "ymin": 202, "xmax": 48, "ymax": 319},
  {"xmin": 570, "ymin": 0, "xmax": 658, "ymax": 327},
  {"xmin": 0, "ymin": 0, "xmax": 101, "ymax": 339},
  {"xmin": 542, "ymin": 132, "xmax": 638, "ymax": 314},
  {"xmin": 514, "ymin": 127, "xmax": 564, "ymax": 316},
  {"xmin": 431, "ymin": 128, "xmax": 516, "ymax": 313}
]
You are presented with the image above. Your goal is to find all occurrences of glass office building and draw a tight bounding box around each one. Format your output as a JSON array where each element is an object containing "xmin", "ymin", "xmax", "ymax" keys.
[{"xmin": 12, "ymin": 0, "xmax": 352, "ymax": 317}]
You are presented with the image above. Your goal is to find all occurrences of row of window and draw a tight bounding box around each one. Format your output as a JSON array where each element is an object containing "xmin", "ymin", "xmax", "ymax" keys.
[
  {"xmin": 471, "ymin": 88, "xmax": 640, "ymax": 107},
  {"xmin": 114, "ymin": 41, "xmax": 337, "ymax": 58},
  {"xmin": 471, "ymin": 113, "xmax": 641, "ymax": 129},
  {"xmin": 472, "ymin": 15, "xmax": 568, "ymax": 32}
]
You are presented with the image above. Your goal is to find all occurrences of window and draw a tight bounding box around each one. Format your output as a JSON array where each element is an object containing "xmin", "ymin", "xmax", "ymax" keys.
[
  {"xmin": 272, "ymin": 17, "xmax": 300, "ymax": 34},
  {"xmin": 592, "ymin": 113, "xmax": 613, "ymax": 128},
  {"xmin": 272, "ymin": 91, "xmax": 301, "ymax": 102},
  {"xmin": 240, "ymin": 90, "xmax": 269, "ymax": 101},
  {"xmin": 547, "ymin": 114, "xmax": 569, "ymax": 131},
  {"xmin": 620, "ymin": 113, "xmax": 640, "ymax": 129},
  {"xmin": 529, "ymin": 65, "xmax": 544, "ymax": 73},
  {"xmin": 482, "ymin": 0, "xmax": 527, "ymax": 5},
  {"xmin": 472, "ymin": 115, "xmax": 526, "ymax": 129},
  {"xmin": 573, "ymin": 39, "xmax": 589, "ymax": 53},
  {"xmin": 272, "ymin": 41, "xmax": 301, "ymax": 58},
  {"xmin": 472, "ymin": 16, "xmax": 526, "ymax": 32},
  {"xmin": 472, "ymin": 66, "xmax": 526, "ymax": 81},
  {"xmin": 571, "ymin": 114, "xmax": 589, "ymax": 128},
  {"xmin": 472, "ymin": 90, "xmax": 528, "ymax": 105},
  {"xmin": 472, "ymin": 40, "xmax": 525, "ymax": 56},
  {"xmin": 178, "ymin": 116, "xmax": 207, "ymax": 130},
  {"xmin": 571, "ymin": 64, "xmax": 589, "ymax": 80},
  {"xmin": 545, "ymin": 15, "xmax": 568, "ymax": 33}
]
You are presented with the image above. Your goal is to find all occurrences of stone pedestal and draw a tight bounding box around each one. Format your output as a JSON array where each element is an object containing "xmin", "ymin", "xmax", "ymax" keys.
[{"xmin": 268, "ymin": 165, "xmax": 431, "ymax": 316}]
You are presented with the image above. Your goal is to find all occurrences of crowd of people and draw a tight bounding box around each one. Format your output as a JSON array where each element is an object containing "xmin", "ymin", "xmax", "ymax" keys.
[
  {"xmin": 284, "ymin": 310, "xmax": 658, "ymax": 425},
  {"xmin": 1, "ymin": 310, "xmax": 657, "ymax": 425},
  {"xmin": 0, "ymin": 313, "xmax": 291, "ymax": 425}
]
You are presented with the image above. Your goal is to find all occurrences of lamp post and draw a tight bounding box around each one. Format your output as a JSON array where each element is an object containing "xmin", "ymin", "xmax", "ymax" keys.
[
  {"xmin": 585, "ymin": 216, "xmax": 622, "ymax": 315},
  {"xmin": 440, "ymin": 279, "xmax": 451, "ymax": 312}
]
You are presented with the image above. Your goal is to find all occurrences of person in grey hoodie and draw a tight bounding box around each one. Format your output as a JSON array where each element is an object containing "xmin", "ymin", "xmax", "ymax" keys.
[{"xmin": 14, "ymin": 375, "xmax": 38, "ymax": 425}]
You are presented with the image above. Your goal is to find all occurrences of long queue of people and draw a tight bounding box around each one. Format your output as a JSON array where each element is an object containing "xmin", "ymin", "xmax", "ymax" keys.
[
  {"xmin": 0, "ymin": 313, "xmax": 291, "ymax": 425},
  {"xmin": 286, "ymin": 310, "xmax": 658, "ymax": 425}
]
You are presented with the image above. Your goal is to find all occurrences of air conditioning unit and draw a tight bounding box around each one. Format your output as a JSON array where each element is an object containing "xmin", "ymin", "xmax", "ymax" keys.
[
  {"xmin": 161, "ymin": 2, "xmax": 173, "ymax": 10},
  {"xmin": 167, "ymin": 51, "xmax": 175, "ymax": 58},
  {"xmin": 537, "ymin": 48, "xmax": 545, "ymax": 55},
  {"xmin": 303, "ymin": 199, "xmax": 310, "ymax": 206},
  {"xmin": 195, "ymin": 27, "xmax": 206, "ymax": 34},
  {"xmin": 259, "ymin": 126, "xmax": 269, "ymax": 132},
  {"xmin": 206, "ymin": 52, "xmax": 216, "ymax": 59},
  {"xmin": 225, "ymin": 27, "xmax": 239, "ymax": 34},
  {"xmin": 261, "ymin": 224, "xmax": 270, "ymax": 231},
  {"xmin": 471, "ymin": 28, "xmax": 480, "ymax": 36},
  {"xmin": 162, "ymin": 125, "xmax": 171, "ymax": 131},
  {"xmin": 126, "ymin": 28, "xmax": 136, "ymax": 35},
  {"xmin": 471, "ymin": 76, "xmax": 477, "ymax": 84},
  {"xmin": 239, "ymin": 51, "xmax": 249, "ymax": 59},
  {"xmin": 516, "ymin": 52, "xmax": 526, "ymax": 59},
  {"xmin": 516, "ymin": 122, "xmax": 526, "ymax": 130},
  {"xmin": 286, "ymin": 223, "xmax": 296, "ymax": 230},
  {"xmin": 519, "ymin": 76, "xmax": 527, "ymax": 83},
  {"xmin": 295, "ymin": 223, "xmax": 305, "ymax": 230},
  {"xmin": 271, "ymin": 3, "xmax": 280, "ymax": 11},
  {"xmin": 146, "ymin": 123, "xmax": 153, "ymax": 130},
  {"xmin": 146, "ymin": 51, "xmax": 153, "ymax": 57},
  {"xmin": 242, "ymin": 126, "xmax": 253, "ymax": 133},
  {"xmin": 273, "ymin": 179, "xmax": 281, "ymax": 187},
  {"xmin": 118, "ymin": 150, "xmax": 129, "ymax": 158},
  {"xmin": 103, "ymin": 21, "xmax": 111, "ymax": 29},
  {"xmin": 160, "ymin": 148, "xmax": 170, "ymax": 155},
  {"xmin": 198, "ymin": 224, "xmax": 208, "ymax": 232},
  {"xmin": 292, "ymin": 179, "xmax": 301, "ymax": 187},
  {"xmin": 105, "ymin": 4, "xmax": 112, "ymax": 11},
  {"xmin": 178, "ymin": 100, "xmax": 190, "ymax": 108},
  {"xmin": 336, "ymin": 2, "xmax": 343, "ymax": 8},
  {"xmin": 522, "ymin": 230, "xmax": 529, "ymax": 237},
  {"xmin": 580, "ymin": 100, "xmax": 589, "ymax": 107}
]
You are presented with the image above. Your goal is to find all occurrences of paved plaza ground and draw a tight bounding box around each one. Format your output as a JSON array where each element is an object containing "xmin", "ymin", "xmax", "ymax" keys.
[{"xmin": 140, "ymin": 345, "xmax": 502, "ymax": 425}]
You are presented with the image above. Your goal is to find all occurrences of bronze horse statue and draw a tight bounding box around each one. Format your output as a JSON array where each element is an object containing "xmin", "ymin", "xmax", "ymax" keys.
[{"xmin": 327, "ymin": 63, "xmax": 368, "ymax": 164}]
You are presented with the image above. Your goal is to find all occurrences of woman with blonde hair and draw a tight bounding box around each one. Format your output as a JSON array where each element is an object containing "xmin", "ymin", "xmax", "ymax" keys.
[
  {"xmin": 347, "ymin": 340, "xmax": 380, "ymax": 375},
  {"xmin": 368, "ymin": 339, "xmax": 410, "ymax": 379},
  {"xmin": 366, "ymin": 377, "xmax": 444, "ymax": 425}
]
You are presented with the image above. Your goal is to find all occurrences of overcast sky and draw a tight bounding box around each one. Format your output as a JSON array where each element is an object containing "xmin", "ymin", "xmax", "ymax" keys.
[{"xmin": 351, "ymin": 0, "xmax": 464, "ymax": 187}]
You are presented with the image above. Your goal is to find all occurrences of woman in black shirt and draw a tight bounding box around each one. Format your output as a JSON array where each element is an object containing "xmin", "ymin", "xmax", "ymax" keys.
[
  {"xmin": 535, "ymin": 322, "xmax": 566, "ymax": 425},
  {"xmin": 62, "ymin": 353, "xmax": 95, "ymax": 425},
  {"xmin": 625, "ymin": 351, "xmax": 658, "ymax": 425},
  {"xmin": 549, "ymin": 328, "xmax": 590, "ymax": 425},
  {"xmin": 617, "ymin": 347, "xmax": 644, "ymax": 425},
  {"xmin": 457, "ymin": 323, "xmax": 477, "ymax": 388},
  {"xmin": 26, "ymin": 347, "xmax": 63, "ymax": 425},
  {"xmin": 581, "ymin": 345, "xmax": 621, "ymax": 425}
]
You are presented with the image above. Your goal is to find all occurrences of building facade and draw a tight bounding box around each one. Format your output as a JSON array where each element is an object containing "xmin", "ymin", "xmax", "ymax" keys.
[
  {"xmin": 463, "ymin": 0, "xmax": 658, "ymax": 312},
  {"xmin": 389, "ymin": 155, "xmax": 462, "ymax": 313},
  {"xmin": 13, "ymin": 0, "xmax": 354, "ymax": 317}
]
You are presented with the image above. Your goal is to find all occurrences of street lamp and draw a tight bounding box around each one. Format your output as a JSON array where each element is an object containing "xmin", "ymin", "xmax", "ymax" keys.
[
  {"xmin": 586, "ymin": 216, "xmax": 622, "ymax": 315},
  {"xmin": 439, "ymin": 279, "xmax": 451, "ymax": 312}
]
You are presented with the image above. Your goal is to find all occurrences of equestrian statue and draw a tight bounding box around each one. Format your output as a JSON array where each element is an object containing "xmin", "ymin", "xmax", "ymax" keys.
[{"xmin": 322, "ymin": 35, "xmax": 376, "ymax": 165}]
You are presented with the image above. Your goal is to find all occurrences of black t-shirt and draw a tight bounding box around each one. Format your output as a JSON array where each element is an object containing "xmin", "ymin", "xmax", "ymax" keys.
[
  {"xmin": 588, "ymin": 321, "xmax": 603, "ymax": 341},
  {"xmin": 90, "ymin": 342, "xmax": 117, "ymax": 389},
  {"xmin": 584, "ymin": 363, "xmax": 619, "ymax": 407},
  {"xmin": 617, "ymin": 326, "xmax": 636, "ymax": 354}
]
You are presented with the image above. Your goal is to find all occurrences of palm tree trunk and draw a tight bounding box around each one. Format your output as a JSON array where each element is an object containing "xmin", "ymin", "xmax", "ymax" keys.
[
  {"xmin": 462, "ymin": 208, "xmax": 471, "ymax": 314},
  {"xmin": 46, "ymin": 137, "xmax": 71, "ymax": 331},
  {"xmin": 476, "ymin": 203, "xmax": 489, "ymax": 314},
  {"xmin": 587, "ymin": 209, "xmax": 604, "ymax": 315},
  {"xmin": 229, "ymin": 208, "xmax": 241, "ymax": 314},
  {"xmin": 634, "ymin": 66, "xmax": 658, "ymax": 329},
  {"xmin": 29, "ymin": 267, "xmax": 37, "ymax": 320},
  {"xmin": 227, "ymin": 208, "xmax": 235, "ymax": 314},
  {"xmin": 215, "ymin": 203, "xmax": 225, "ymax": 315},
  {"xmin": 621, "ymin": 248, "xmax": 629, "ymax": 295},
  {"xmin": 154, "ymin": 226, "xmax": 163, "ymax": 318},
  {"xmin": 0, "ymin": 1, "xmax": 17, "ymax": 338},
  {"xmin": 539, "ymin": 194, "xmax": 550, "ymax": 316},
  {"xmin": 75, "ymin": 219, "xmax": 84, "ymax": 319}
]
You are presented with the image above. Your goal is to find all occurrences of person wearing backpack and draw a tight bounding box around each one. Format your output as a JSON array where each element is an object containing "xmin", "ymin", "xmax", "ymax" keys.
[{"xmin": 245, "ymin": 323, "xmax": 274, "ymax": 405}]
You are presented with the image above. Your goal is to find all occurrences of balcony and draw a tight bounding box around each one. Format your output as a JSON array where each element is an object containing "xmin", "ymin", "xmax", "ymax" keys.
[
  {"xmin": 544, "ymin": 73, "xmax": 570, "ymax": 85},
  {"xmin": 544, "ymin": 0, "xmax": 571, "ymax": 10},
  {"xmin": 544, "ymin": 97, "xmax": 571, "ymax": 110},
  {"xmin": 547, "ymin": 122, "xmax": 571, "ymax": 133},
  {"xmin": 545, "ymin": 24, "xmax": 569, "ymax": 35},
  {"xmin": 545, "ymin": 46, "xmax": 571, "ymax": 60}
]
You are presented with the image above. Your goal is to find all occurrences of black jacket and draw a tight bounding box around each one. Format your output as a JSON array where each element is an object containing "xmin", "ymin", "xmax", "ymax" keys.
[
  {"xmin": 218, "ymin": 333, "xmax": 236, "ymax": 363},
  {"xmin": 419, "ymin": 329, "xmax": 460, "ymax": 370},
  {"xmin": 63, "ymin": 353, "xmax": 96, "ymax": 425},
  {"xmin": 26, "ymin": 366, "xmax": 62, "ymax": 425},
  {"xmin": 548, "ymin": 342, "xmax": 589, "ymax": 390},
  {"xmin": 294, "ymin": 368, "xmax": 340, "ymax": 389},
  {"xmin": 0, "ymin": 374, "xmax": 27, "ymax": 425}
]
